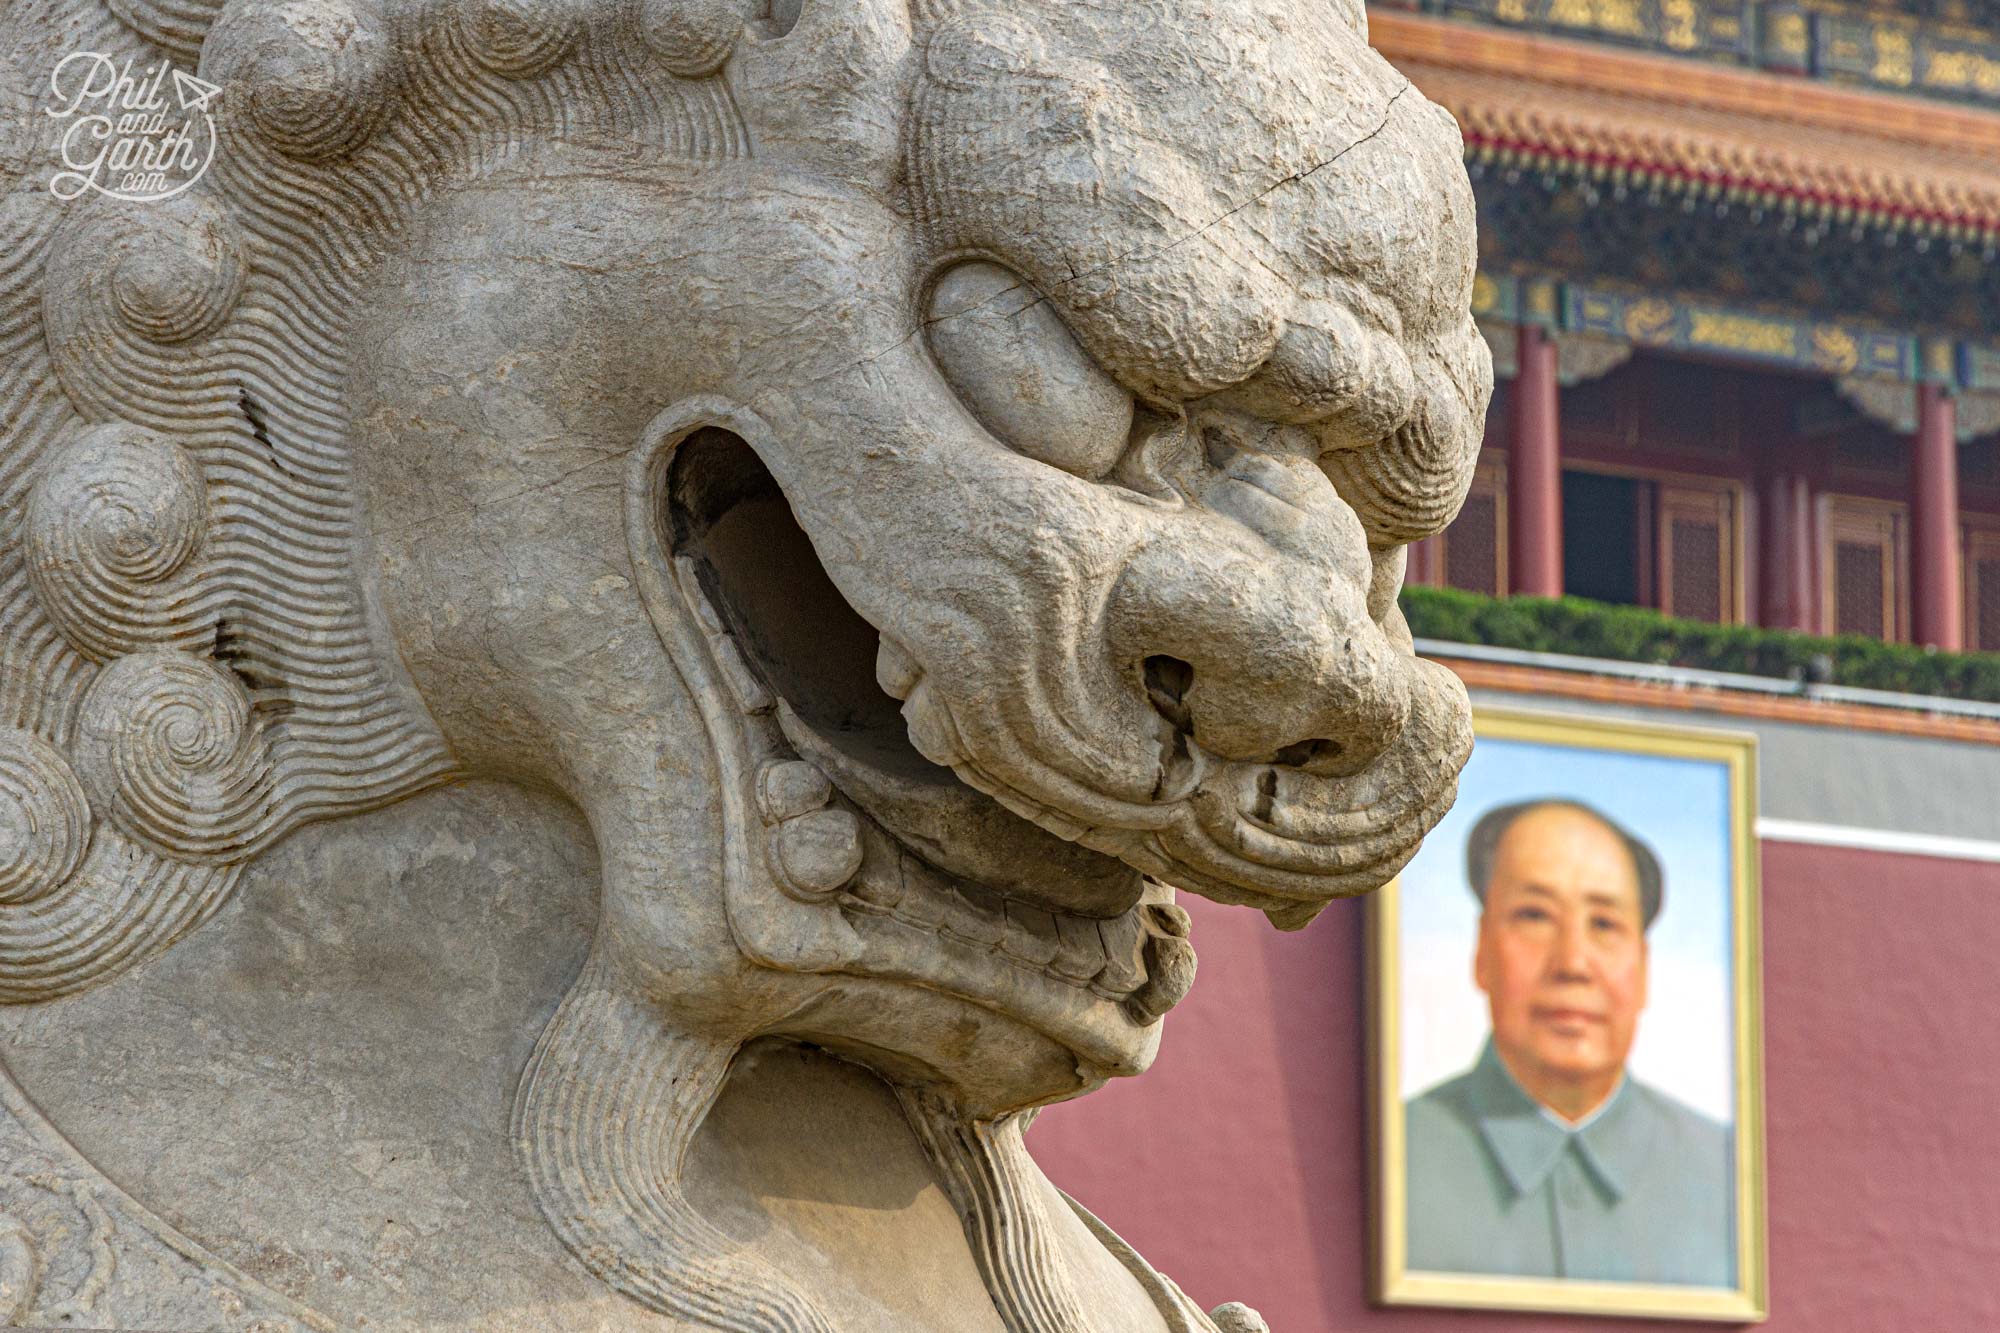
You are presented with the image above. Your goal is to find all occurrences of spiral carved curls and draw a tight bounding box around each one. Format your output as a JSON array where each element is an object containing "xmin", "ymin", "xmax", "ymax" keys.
[
  {"xmin": 25, "ymin": 423, "xmax": 215, "ymax": 662},
  {"xmin": 73, "ymin": 652, "xmax": 274, "ymax": 861},
  {"xmin": 0, "ymin": 731, "xmax": 93, "ymax": 908}
]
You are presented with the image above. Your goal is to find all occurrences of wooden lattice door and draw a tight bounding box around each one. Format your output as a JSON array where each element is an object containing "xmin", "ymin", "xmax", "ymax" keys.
[{"xmin": 1822, "ymin": 497, "xmax": 1907, "ymax": 641}]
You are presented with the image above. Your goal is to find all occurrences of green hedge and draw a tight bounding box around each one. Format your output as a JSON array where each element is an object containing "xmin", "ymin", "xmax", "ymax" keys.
[{"xmin": 1399, "ymin": 585, "xmax": 2000, "ymax": 704}]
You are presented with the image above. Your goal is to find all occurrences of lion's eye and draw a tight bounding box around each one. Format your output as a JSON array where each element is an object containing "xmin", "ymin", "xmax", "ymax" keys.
[{"xmin": 926, "ymin": 261, "xmax": 1134, "ymax": 480}]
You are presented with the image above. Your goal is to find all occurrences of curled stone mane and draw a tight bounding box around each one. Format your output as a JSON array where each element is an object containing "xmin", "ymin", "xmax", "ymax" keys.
[{"xmin": 0, "ymin": 0, "xmax": 769, "ymax": 998}]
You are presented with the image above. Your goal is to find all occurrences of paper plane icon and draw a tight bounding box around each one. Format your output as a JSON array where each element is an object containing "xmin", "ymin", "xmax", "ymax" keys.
[{"xmin": 171, "ymin": 69, "xmax": 221, "ymax": 112}]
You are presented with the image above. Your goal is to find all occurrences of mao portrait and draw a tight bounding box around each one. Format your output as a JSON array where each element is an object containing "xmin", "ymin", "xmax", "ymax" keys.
[{"xmin": 1372, "ymin": 710, "xmax": 1767, "ymax": 1321}]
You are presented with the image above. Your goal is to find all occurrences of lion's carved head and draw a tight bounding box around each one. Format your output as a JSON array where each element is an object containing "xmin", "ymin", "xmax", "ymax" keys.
[{"xmin": 2, "ymin": 0, "xmax": 1486, "ymax": 1325}]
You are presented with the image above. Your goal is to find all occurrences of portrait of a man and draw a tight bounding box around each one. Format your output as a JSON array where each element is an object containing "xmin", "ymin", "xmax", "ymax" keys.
[
  {"xmin": 1372, "ymin": 709, "xmax": 1765, "ymax": 1320},
  {"xmin": 1403, "ymin": 799, "xmax": 1733, "ymax": 1286}
]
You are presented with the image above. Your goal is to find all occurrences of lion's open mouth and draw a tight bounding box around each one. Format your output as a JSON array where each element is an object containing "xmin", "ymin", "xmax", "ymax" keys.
[
  {"xmin": 666, "ymin": 427, "xmax": 1145, "ymax": 920},
  {"xmin": 663, "ymin": 428, "xmax": 1194, "ymax": 1043}
]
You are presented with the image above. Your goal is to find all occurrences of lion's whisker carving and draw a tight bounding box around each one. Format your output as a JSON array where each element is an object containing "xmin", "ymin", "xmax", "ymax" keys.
[
  {"xmin": 516, "ymin": 954, "xmax": 834, "ymax": 1333},
  {"xmin": 899, "ymin": 1090, "xmax": 1092, "ymax": 1333}
]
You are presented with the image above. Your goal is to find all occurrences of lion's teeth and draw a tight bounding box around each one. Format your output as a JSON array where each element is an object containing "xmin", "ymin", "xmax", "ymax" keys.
[
  {"xmin": 713, "ymin": 637, "xmax": 775, "ymax": 715},
  {"xmin": 673, "ymin": 555, "xmax": 773, "ymax": 714},
  {"xmin": 836, "ymin": 865, "xmax": 1187, "ymax": 1018},
  {"xmin": 673, "ymin": 555, "xmax": 728, "ymax": 634},
  {"xmin": 758, "ymin": 759, "xmax": 832, "ymax": 823},
  {"xmin": 1126, "ymin": 933, "xmax": 1197, "ymax": 1025},
  {"xmin": 892, "ymin": 868, "xmax": 948, "ymax": 927},
  {"xmin": 1095, "ymin": 912, "xmax": 1147, "ymax": 994},
  {"xmin": 847, "ymin": 870, "xmax": 904, "ymax": 909},
  {"xmin": 1050, "ymin": 913, "xmax": 1104, "ymax": 983},
  {"xmin": 941, "ymin": 885, "xmax": 1006, "ymax": 946},
  {"xmin": 901, "ymin": 681, "xmax": 963, "ymax": 767},
  {"xmin": 875, "ymin": 634, "xmax": 922, "ymax": 701},
  {"xmin": 1264, "ymin": 902, "xmax": 1321, "ymax": 931},
  {"xmin": 769, "ymin": 808, "xmax": 864, "ymax": 901},
  {"xmin": 1001, "ymin": 901, "xmax": 1061, "ymax": 966},
  {"xmin": 846, "ymin": 832, "xmax": 908, "ymax": 908},
  {"xmin": 1145, "ymin": 902, "xmax": 1192, "ymax": 939}
]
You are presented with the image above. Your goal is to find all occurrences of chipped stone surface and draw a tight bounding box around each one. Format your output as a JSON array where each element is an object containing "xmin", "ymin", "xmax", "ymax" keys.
[{"xmin": 0, "ymin": 0, "xmax": 1486, "ymax": 1326}]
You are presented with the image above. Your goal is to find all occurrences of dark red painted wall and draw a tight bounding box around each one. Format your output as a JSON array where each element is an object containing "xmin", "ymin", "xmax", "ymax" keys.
[{"xmin": 1031, "ymin": 841, "xmax": 2000, "ymax": 1329}]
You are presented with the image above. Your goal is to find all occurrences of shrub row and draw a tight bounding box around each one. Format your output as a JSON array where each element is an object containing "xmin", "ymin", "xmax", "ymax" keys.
[{"xmin": 1399, "ymin": 585, "xmax": 2000, "ymax": 703}]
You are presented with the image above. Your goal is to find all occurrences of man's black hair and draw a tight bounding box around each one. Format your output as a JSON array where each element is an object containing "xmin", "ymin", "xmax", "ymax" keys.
[{"xmin": 1464, "ymin": 798, "xmax": 1664, "ymax": 930}]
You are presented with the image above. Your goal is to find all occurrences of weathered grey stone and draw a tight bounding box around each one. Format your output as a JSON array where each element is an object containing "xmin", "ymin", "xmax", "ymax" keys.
[{"xmin": 0, "ymin": 0, "xmax": 1488, "ymax": 1326}]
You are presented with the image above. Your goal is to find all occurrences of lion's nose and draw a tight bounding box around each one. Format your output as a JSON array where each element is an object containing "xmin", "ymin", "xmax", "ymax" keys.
[
  {"xmin": 1106, "ymin": 515, "xmax": 1413, "ymax": 782},
  {"xmin": 1128, "ymin": 635, "xmax": 1408, "ymax": 780},
  {"xmin": 1142, "ymin": 656, "xmax": 1364, "ymax": 777}
]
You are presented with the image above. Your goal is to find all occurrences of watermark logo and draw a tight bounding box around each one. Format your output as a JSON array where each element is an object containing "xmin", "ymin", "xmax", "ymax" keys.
[{"xmin": 46, "ymin": 53, "xmax": 221, "ymax": 202}]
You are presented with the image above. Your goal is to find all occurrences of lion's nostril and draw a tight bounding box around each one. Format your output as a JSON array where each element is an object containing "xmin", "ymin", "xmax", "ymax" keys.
[
  {"xmin": 756, "ymin": 0, "xmax": 805, "ymax": 38},
  {"xmin": 1253, "ymin": 769, "xmax": 1278, "ymax": 824},
  {"xmin": 1200, "ymin": 425, "xmax": 1238, "ymax": 471},
  {"xmin": 1273, "ymin": 738, "xmax": 1342, "ymax": 770},
  {"xmin": 1142, "ymin": 655, "xmax": 1196, "ymax": 733}
]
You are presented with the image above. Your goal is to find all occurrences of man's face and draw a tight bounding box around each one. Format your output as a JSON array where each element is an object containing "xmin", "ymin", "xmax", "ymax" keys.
[{"xmin": 1474, "ymin": 806, "xmax": 1649, "ymax": 1106}]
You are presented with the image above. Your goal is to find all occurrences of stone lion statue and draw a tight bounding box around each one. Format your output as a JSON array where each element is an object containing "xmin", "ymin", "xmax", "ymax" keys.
[{"xmin": 0, "ymin": 0, "xmax": 1487, "ymax": 1326}]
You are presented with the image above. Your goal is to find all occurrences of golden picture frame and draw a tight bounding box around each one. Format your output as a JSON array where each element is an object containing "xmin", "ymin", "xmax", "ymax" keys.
[{"xmin": 1369, "ymin": 707, "xmax": 1768, "ymax": 1321}]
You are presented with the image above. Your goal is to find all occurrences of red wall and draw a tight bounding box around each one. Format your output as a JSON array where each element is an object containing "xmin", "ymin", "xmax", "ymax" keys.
[{"xmin": 1031, "ymin": 841, "xmax": 2000, "ymax": 1329}]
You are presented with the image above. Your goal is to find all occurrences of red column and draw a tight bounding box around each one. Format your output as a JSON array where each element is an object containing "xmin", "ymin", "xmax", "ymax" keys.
[
  {"xmin": 1508, "ymin": 324, "xmax": 1562, "ymax": 598},
  {"xmin": 1759, "ymin": 470, "xmax": 1815, "ymax": 633},
  {"xmin": 1911, "ymin": 384, "xmax": 1962, "ymax": 651}
]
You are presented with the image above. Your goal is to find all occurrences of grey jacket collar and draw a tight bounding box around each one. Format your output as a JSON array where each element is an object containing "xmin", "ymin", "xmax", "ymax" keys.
[{"xmin": 1466, "ymin": 1039, "xmax": 1644, "ymax": 1202}]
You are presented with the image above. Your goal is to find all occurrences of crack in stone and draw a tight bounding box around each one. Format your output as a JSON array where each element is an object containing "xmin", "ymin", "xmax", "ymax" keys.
[
  {"xmin": 379, "ymin": 454, "xmax": 626, "ymax": 539},
  {"xmin": 794, "ymin": 82, "xmax": 1417, "ymax": 392}
]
